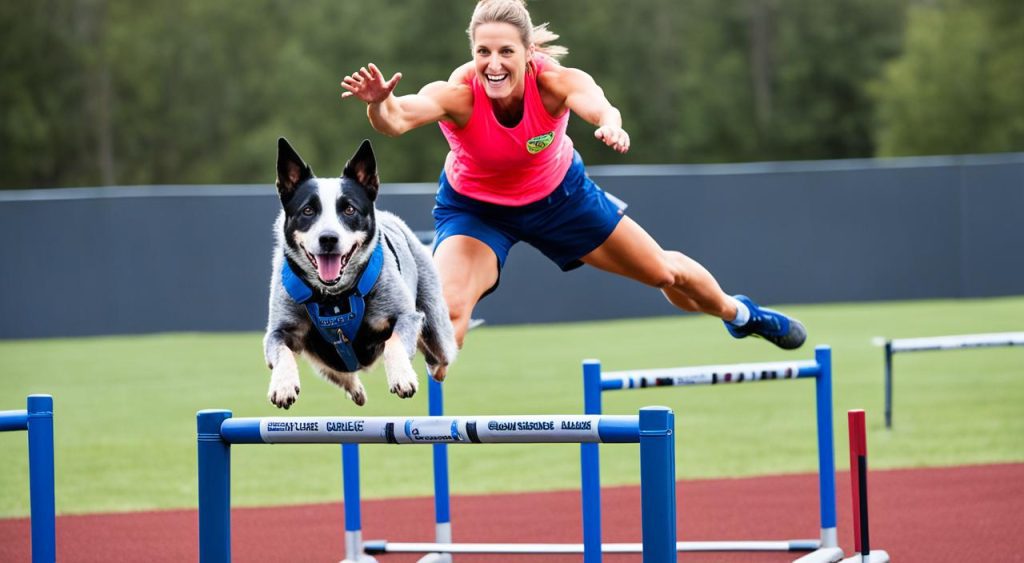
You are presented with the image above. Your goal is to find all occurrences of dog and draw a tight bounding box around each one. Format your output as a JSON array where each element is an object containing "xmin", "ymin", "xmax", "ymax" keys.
[{"xmin": 263, "ymin": 137, "xmax": 456, "ymax": 408}]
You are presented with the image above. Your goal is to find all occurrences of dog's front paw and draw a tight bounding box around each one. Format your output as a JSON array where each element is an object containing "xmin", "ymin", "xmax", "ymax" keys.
[
  {"xmin": 387, "ymin": 364, "xmax": 418, "ymax": 399},
  {"xmin": 269, "ymin": 384, "xmax": 300, "ymax": 409},
  {"xmin": 268, "ymin": 378, "xmax": 300, "ymax": 409},
  {"xmin": 268, "ymin": 355, "xmax": 301, "ymax": 409}
]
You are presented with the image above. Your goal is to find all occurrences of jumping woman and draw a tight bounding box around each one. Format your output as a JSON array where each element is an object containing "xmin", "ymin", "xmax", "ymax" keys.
[{"xmin": 341, "ymin": 0, "xmax": 805, "ymax": 351}]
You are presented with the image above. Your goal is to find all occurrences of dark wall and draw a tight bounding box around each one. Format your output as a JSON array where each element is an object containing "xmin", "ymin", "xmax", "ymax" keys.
[{"xmin": 1, "ymin": 154, "xmax": 1021, "ymax": 339}]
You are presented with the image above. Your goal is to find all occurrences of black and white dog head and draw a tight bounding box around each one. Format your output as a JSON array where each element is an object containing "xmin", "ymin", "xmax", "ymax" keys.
[{"xmin": 276, "ymin": 137, "xmax": 380, "ymax": 293}]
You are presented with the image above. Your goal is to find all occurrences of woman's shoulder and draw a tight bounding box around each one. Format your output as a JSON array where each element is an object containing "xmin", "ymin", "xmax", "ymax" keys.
[
  {"xmin": 419, "ymin": 63, "xmax": 473, "ymax": 99},
  {"xmin": 448, "ymin": 62, "xmax": 476, "ymax": 85},
  {"xmin": 535, "ymin": 58, "xmax": 585, "ymax": 96}
]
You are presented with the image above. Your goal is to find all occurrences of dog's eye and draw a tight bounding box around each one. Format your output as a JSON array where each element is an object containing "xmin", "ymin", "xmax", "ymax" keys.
[
  {"xmin": 302, "ymin": 206, "xmax": 315, "ymax": 216},
  {"xmin": 343, "ymin": 205, "xmax": 356, "ymax": 216}
]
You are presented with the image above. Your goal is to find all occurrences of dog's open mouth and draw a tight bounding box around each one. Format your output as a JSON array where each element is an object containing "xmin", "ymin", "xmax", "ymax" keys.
[{"xmin": 306, "ymin": 244, "xmax": 359, "ymax": 284}]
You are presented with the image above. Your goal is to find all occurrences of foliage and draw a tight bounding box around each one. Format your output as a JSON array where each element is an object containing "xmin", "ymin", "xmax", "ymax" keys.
[
  {"xmin": 1, "ymin": 0, "xmax": 1020, "ymax": 189},
  {"xmin": 0, "ymin": 0, "xmax": 92, "ymax": 186},
  {"xmin": 873, "ymin": 0, "xmax": 1024, "ymax": 156}
]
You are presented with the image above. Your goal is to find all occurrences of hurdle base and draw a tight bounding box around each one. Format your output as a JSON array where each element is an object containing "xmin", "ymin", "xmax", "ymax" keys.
[
  {"xmin": 364, "ymin": 539, "xmax": 822, "ymax": 555},
  {"xmin": 840, "ymin": 550, "xmax": 890, "ymax": 563},
  {"xmin": 342, "ymin": 529, "xmax": 379, "ymax": 563},
  {"xmin": 415, "ymin": 554, "xmax": 451, "ymax": 563},
  {"xmin": 793, "ymin": 547, "xmax": 845, "ymax": 563}
]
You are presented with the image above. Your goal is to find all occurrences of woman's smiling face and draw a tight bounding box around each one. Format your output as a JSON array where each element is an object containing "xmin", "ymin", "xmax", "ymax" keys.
[{"xmin": 472, "ymin": 22, "xmax": 533, "ymax": 101}]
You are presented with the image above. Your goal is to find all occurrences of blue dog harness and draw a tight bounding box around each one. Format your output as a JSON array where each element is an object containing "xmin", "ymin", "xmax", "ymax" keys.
[{"xmin": 281, "ymin": 242, "xmax": 384, "ymax": 372}]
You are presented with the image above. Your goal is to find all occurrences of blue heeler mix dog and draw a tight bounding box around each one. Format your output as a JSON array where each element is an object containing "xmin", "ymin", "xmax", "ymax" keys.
[{"xmin": 264, "ymin": 138, "xmax": 456, "ymax": 408}]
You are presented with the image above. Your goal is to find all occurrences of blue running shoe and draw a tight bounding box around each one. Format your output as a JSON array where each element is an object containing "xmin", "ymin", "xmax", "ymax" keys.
[{"xmin": 724, "ymin": 295, "xmax": 806, "ymax": 350}]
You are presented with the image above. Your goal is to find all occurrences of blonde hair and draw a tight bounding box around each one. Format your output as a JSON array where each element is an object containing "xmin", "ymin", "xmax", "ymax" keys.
[{"xmin": 467, "ymin": 0, "xmax": 568, "ymax": 60}]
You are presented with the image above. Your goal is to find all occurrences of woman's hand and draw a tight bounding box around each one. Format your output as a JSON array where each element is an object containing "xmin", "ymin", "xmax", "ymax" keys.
[
  {"xmin": 340, "ymin": 63, "xmax": 403, "ymax": 104},
  {"xmin": 594, "ymin": 125, "xmax": 630, "ymax": 154}
]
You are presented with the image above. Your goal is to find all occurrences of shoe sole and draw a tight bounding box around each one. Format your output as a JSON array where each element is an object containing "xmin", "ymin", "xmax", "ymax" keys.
[
  {"xmin": 724, "ymin": 308, "xmax": 807, "ymax": 350},
  {"xmin": 765, "ymin": 317, "xmax": 806, "ymax": 350}
]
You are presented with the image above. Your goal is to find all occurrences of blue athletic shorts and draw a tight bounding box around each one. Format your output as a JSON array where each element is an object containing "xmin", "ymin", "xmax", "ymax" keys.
[{"xmin": 432, "ymin": 150, "xmax": 627, "ymax": 277}]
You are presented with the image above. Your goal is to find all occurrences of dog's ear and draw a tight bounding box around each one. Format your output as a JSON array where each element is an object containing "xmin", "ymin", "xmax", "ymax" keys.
[
  {"xmin": 342, "ymin": 139, "xmax": 379, "ymax": 201},
  {"xmin": 277, "ymin": 137, "xmax": 314, "ymax": 205}
]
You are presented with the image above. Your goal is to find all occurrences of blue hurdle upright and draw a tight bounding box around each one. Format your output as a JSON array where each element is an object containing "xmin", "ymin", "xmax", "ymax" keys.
[
  {"xmin": 196, "ymin": 407, "xmax": 676, "ymax": 563},
  {"xmin": 581, "ymin": 345, "xmax": 844, "ymax": 563},
  {"xmin": 0, "ymin": 394, "xmax": 56, "ymax": 563}
]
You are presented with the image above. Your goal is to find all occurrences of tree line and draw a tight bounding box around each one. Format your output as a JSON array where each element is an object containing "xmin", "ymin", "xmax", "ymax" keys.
[{"xmin": 1, "ymin": 0, "xmax": 1021, "ymax": 189}]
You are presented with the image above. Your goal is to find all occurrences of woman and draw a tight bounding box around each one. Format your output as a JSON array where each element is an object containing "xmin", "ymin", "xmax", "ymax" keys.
[{"xmin": 340, "ymin": 0, "xmax": 805, "ymax": 351}]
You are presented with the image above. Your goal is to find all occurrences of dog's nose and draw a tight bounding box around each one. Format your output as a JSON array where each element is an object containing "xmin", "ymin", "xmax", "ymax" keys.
[{"xmin": 319, "ymin": 232, "xmax": 339, "ymax": 251}]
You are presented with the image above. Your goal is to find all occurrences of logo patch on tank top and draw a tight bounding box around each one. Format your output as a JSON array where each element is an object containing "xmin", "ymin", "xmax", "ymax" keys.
[{"xmin": 526, "ymin": 131, "xmax": 555, "ymax": 154}]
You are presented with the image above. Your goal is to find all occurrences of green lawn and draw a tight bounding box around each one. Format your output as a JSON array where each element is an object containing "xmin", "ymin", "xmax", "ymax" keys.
[{"xmin": 1, "ymin": 297, "xmax": 1022, "ymax": 517}]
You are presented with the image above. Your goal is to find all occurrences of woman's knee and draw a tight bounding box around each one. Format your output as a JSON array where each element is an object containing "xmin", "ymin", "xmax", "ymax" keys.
[
  {"xmin": 444, "ymin": 289, "xmax": 475, "ymax": 323},
  {"xmin": 444, "ymin": 295, "xmax": 475, "ymax": 348},
  {"xmin": 644, "ymin": 253, "xmax": 679, "ymax": 288},
  {"xmin": 650, "ymin": 250, "xmax": 715, "ymax": 289}
]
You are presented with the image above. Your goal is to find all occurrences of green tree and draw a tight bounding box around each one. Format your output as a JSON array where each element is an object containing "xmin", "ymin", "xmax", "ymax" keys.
[
  {"xmin": 763, "ymin": 0, "xmax": 907, "ymax": 159},
  {"xmin": 873, "ymin": 0, "xmax": 1024, "ymax": 156},
  {"xmin": 0, "ymin": 0, "xmax": 94, "ymax": 188},
  {"xmin": 8, "ymin": 0, "xmax": 1015, "ymax": 189}
]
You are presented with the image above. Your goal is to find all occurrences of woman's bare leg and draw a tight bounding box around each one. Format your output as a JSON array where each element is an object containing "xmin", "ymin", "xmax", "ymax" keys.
[
  {"xmin": 581, "ymin": 217, "xmax": 806, "ymax": 349},
  {"xmin": 580, "ymin": 217, "xmax": 737, "ymax": 320},
  {"xmin": 433, "ymin": 235, "xmax": 500, "ymax": 348}
]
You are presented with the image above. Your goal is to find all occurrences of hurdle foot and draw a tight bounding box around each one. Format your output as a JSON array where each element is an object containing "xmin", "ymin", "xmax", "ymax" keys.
[
  {"xmin": 840, "ymin": 550, "xmax": 890, "ymax": 563},
  {"xmin": 793, "ymin": 546, "xmax": 844, "ymax": 562},
  {"xmin": 416, "ymin": 553, "xmax": 452, "ymax": 563}
]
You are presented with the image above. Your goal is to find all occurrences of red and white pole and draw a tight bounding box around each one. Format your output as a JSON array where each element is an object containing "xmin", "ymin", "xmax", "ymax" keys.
[
  {"xmin": 840, "ymin": 410, "xmax": 889, "ymax": 563},
  {"xmin": 848, "ymin": 409, "xmax": 870, "ymax": 562}
]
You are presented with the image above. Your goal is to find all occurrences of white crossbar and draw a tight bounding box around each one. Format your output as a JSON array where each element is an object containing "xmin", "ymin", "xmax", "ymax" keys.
[
  {"xmin": 603, "ymin": 360, "xmax": 817, "ymax": 388},
  {"xmin": 888, "ymin": 332, "xmax": 1024, "ymax": 353},
  {"xmin": 230, "ymin": 414, "xmax": 634, "ymax": 444}
]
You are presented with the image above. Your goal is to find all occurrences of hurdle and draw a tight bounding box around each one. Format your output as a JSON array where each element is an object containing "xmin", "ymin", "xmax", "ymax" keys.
[
  {"xmin": 585, "ymin": 345, "xmax": 844, "ymax": 563},
  {"xmin": 880, "ymin": 331, "xmax": 1024, "ymax": 428},
  {"xmin": 0, "ymin": 395, "xmax": 56, "ymax": 563},
  {"xmin": 196, "ymin": 406, "xmax": 677, "ymax": 563},
  {"xmin": 341, "ymin": 377, "xmax": 453, "ymax": 563},
  {"xmin": 839, "ymin": 410, "xmax": 889, "ymax": 563}
]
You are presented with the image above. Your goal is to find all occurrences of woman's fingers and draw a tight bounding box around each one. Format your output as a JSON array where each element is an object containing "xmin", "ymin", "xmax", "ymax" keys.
[
  {"xmin": 340, "ymin": 64, "xmax": 401, "ymax": 103},
  {"xmin": 595, "ymin": 127, "xmax": 630, "ymax": 153},
  {"xmin": 384, "ymin": 72, "xmax": 403, "ymax": 91}
]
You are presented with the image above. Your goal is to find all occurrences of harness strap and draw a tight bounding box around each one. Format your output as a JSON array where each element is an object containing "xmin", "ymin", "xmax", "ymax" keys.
[{"xmin": 281, "ymin": 242, "xmax": 384, "ymax": 371}]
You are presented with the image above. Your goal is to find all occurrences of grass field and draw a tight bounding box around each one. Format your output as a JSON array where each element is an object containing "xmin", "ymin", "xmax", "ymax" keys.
[{"xmin": 1, "ymin": 297, "xmax": 1022, "ymax": 517}]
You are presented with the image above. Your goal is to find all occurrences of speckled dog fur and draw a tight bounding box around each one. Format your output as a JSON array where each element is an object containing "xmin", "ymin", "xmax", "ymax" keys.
[{"xmin": 263, "ymin": 138, "xmax": 455, "ymax": 409}]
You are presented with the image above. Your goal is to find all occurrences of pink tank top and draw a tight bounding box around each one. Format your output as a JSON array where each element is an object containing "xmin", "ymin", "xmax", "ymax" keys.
[{"xmin": 439, "ymin": 56, "xmax": 575, "ymax": 206}]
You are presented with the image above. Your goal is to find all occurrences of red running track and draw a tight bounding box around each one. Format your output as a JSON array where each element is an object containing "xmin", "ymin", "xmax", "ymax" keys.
[{"xmin": 1, "ymin": 463, "xmax": 1021, "ymax": 562}]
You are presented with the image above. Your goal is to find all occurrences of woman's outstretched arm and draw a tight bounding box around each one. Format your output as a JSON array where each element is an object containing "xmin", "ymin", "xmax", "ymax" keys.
[{"xmin": 341, "ymin": 62, "xmax": 470, "ymax": 136}]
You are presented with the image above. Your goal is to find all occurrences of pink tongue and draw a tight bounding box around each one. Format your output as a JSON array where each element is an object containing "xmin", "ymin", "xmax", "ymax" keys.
[{"xmin": 317, "ymin": 254, "xmax": 343, "ymax": 281}]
